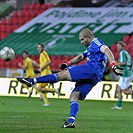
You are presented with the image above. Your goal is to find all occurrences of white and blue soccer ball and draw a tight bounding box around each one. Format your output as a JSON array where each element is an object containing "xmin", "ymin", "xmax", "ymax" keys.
[{"xmin": 0, "ymin": 46, "xmax": 15, "ymax": 61}]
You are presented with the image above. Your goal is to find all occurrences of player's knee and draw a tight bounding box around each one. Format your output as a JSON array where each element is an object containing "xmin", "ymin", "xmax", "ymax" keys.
[
  {"xmin": 57, "ymin": 71, "xmax": 71, "ymax": 81},
  {"xmin": 122, "ymin": 89, "xmax": 130, "ymax": 94},
  {"xmin": 69, "ymin": 91, "xmax": 80, "ymax": 102}
]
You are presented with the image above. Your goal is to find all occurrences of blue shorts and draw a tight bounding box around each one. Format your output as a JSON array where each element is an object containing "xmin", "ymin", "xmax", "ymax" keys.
[{"xmin": 67, "ymin": 64, "xmax": 99, "ymax": 100}]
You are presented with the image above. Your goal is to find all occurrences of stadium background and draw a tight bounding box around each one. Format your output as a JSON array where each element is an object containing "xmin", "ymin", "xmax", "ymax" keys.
[
  {"xmin": 0, "ymin": 0, "xmax": 133, "ymax": 100},
  {"xmin": 0, "ymin": 1, "xmax": 133, "ymax": 132}
]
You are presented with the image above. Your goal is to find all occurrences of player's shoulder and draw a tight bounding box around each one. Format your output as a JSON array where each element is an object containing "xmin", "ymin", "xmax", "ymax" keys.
[
  {"xmin": 40, "ymin": 51, "xmax": 49, "ymax": 59},
  {"xmin": 25, "ymin": 57, "xmax": 30, "ymax": 61},
  {"xmin": 121, "ymin": 50, "xmax": 127, "ymax": 54},
  {"xmin": 92, "ymin": 38, "xmax": 106, "ymax": 46},
  {"xmin": 40, "ymin": 51, "xmax": 45, "ymax": 56},
  {"xmin": 41, "ymin": 51, "xmax": 47, "ymax": 55}
]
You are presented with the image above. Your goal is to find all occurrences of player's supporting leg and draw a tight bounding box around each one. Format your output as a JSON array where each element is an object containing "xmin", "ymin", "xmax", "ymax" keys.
[
  {"xmin": 34, "ymin": 86, "xmax": 43, "ymax": 100},
  {"xmin": 111, "ymin": 84, "xmax": 133, "ymax": 110},
  {"xmin": 117, "ymin": 86, "xmax": 122, "ymax": 107},
  {"xmin": 116, "ymin": 99, "xmax": 122, "ymax": 108},
  {"xmin": 38, "ymin": 85, "xmax": 50, "ymax": 106},
  {"xmin": 68, "ymin": 101, "xmax": 79, "ymax": 122},
  {"xmin": 41, "ymin": 92, "xmax": 50, "ymax": 106},
  {"xmin": 62, "ymin": 92, "xmax": 80, "ymax": 128},
  {"xmin": 111, "ymin": 86, "xmax": 122, "ymax": 109},
  {"xmin": 62, "ymin": 101, "xmax": 79, "ymax": 128}
]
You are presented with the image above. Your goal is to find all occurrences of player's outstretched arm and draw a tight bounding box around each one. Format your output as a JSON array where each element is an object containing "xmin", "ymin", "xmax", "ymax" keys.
[
  {"xmin": 102, "ymin": 46, "xmax": 124, "ymax": 76},
  {"xmin": 59, "ymin": 54, "xmax": 84, "ymax": 70}
]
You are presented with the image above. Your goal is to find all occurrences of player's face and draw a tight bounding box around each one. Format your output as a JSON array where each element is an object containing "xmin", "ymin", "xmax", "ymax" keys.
[
  {"xmin": 117, "ymin": 43, "xmax": 123, "ymax": 52},
  {"xmin": 79, "ymin": 36, "xmax": 91, "ymax": 47},
  {"xmin": 37, "ymin": 45, "xmax": 43, "ymax": 53},
  {"xmin": 22, "ymin": 53, "xmax": 27, "ymax": 59}
]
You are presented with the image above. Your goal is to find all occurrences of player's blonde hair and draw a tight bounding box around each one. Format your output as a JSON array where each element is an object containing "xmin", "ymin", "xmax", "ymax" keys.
[{"xmin": 79, "ymin": 28, "xmax": 94, "ymax": 38}]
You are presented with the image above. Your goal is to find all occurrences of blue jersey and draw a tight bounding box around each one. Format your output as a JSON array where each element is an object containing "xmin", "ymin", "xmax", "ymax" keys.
[
  {"xmin": 67, "ymin": 38, "xmax": 107, "ymax": 100},
  {"xmin": 82, "ymin": 38, "xmax": 107, "ymax": 80}
]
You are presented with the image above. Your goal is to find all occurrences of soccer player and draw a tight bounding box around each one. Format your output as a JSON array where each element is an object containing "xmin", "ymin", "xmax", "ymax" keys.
[
  {"xmin": 18, "ymin": 51, "xmax": 38, "ymax": 97},
  {"xmin": 34, "ymin": 43, "xmax": 59, "ymax": 106},
  {"xmin": 17, "ymin": 28, "xmax": 124, "ymax": 128},
  {"xmin": 111, "ymin": 41, "xmax": 133, "ymax": 110}
]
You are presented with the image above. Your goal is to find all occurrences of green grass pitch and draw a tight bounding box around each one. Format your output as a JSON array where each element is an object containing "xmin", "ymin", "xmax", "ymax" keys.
[{"xmin": 0, "ymin": 96, "xmax": 132, "ymax": 133}]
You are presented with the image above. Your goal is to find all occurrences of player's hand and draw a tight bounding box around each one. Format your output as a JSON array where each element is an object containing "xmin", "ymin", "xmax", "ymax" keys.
[
  {"xmin": 112, "ymin": 65, "xmax": 124, "ymax": 76},
  {"xmin": 110, "ymin": 61, "xmax": 124, "ymax": 76},
  {"xmin": 59, "ymin": 62, "xmax": 70, "ymax": 70},
  {"xmin": 38, "ymin": 67, "xmax": 43, "ymax": 72}
]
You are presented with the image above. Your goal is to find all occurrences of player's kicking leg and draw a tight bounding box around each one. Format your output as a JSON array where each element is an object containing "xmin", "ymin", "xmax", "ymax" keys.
[{"xmin": 17, "ymin": 74, "xmax": 58, "ymax": 87}]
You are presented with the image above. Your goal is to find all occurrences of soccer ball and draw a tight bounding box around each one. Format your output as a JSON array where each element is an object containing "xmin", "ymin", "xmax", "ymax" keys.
[{"xmin": 0, "ymin": 47, "xmax": 15, "ymax": 61}]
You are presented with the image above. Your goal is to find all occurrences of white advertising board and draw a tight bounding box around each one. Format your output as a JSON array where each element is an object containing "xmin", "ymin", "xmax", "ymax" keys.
[{"xmin": 0, "ymin": 78, "xmax": 132, "ymax": 101}]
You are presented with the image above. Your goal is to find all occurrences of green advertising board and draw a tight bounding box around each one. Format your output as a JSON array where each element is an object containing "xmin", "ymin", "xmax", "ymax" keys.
[{"xmin": 1, "ymin": 7, "xmax": 132, "ymax": 55}]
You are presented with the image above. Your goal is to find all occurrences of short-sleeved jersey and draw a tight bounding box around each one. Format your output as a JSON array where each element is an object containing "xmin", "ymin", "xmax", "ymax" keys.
[
  {"xmin": 118, "ymin": 50, "xmax": 132, "ymax": 77},
  {"xmin": 23, "ymin": 57, "xmax": 35, "ymax": 78},
  {"xmin": 82, "ymin": 38, "xmax": 107, "ymax": 80},
  {"xmin": 39, "ymin": 51, "xmax": 51, "ymax": 76}
]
